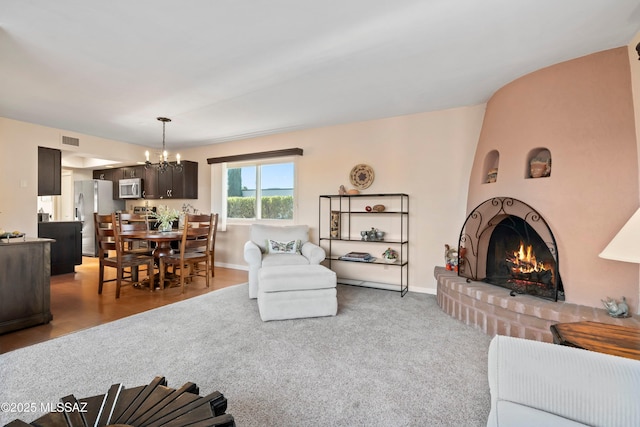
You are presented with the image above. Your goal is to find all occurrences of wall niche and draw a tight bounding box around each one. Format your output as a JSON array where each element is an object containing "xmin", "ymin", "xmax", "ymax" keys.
[
  {"xmin": 482, "ymin": 150, "xmax": 500, "ymax": 184},
  {"xmin": 526, "ymin": 148, "xmax": 551, "ymax": 179}
]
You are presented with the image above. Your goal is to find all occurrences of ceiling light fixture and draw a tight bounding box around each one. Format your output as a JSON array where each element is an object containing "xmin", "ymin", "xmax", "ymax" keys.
[{"xmin": 145, "ymin": 117, "xmax": 182, "ymax": 173}]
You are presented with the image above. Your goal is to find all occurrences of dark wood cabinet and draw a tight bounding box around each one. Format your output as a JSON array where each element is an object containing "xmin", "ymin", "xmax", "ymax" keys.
[
  {"xmin": 92, "ymin": 161, "xmax": 198, "ymax": 200},
  {"xmin": 0, "ymin": 238, "xmax": 53, "ymax": 334},
  {"xmin": 93, "ymin": 168, "xmax": 117, "ymax": 181},
  {"xmin": 93, "ymin": 168, "xmax": 120, "ymax": 199},
  {"xmin": 38, "ymin": 221, "xmax": 83, "ymax": 275},
  {"xmin": 143, "ymin": 167, "xmax": 161, "ymax": 199},
  {"xmin": 174, "ymin": 160, "xmax": 198, "ymax": 199},
  {"xmin": 38, "ymin": 146, "xmax": 62, "ymax": 196},
  {"xmin": 122, "ymin": 165, "xmax": 145, "ymax": 179},
  {"xmin": 157, "ymin": 166, "xmax": 174, "ymax": 199},
  {"xmin": 152, "ymin": 161, "xmax": 198, "ymax": 199}
]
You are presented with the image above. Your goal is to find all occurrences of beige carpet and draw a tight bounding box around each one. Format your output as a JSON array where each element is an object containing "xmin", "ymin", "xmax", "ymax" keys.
[{"xmin": 0, "ymin": 283, "xmax": 492, "ymax": 426}]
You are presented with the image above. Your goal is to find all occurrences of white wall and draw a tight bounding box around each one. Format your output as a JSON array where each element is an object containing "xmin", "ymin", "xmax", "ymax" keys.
[
  {"xmin": 0, "ymin": 117, "xmax": 149, "ymax": 236},
  {"xmin": 179, "ymin": 105, "xmax": 486, "ymax": 293},
  {"xmin": 0, "ymin": 105, "xmax": 484, "ymax": 293}
]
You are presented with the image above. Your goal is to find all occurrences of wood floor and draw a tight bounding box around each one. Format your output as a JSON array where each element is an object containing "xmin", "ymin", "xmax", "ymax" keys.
[{"xmin": 0, "ymin": 257, "xmax": 247, "ymax": 354}]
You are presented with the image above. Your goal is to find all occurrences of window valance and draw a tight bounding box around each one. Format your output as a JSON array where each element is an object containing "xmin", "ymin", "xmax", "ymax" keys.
[{"xmin": 207, "ymin": 148, "xmax": 303, "ymax": 164}]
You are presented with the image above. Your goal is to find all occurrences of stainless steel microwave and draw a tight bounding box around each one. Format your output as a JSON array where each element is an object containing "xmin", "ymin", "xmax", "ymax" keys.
[{"xmin": 118, "ymin": 178, "xmax": 143, "ymax": 199}]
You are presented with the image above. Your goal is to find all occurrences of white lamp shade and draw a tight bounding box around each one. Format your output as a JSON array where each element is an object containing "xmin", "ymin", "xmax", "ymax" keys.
[{"xmin": 599, "ymin": 207, "xmax": 640, "ymax": 263}]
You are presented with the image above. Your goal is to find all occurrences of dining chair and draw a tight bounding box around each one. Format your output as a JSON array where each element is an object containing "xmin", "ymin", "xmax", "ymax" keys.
[
  {"xmin": 117, "ymin": 212, "xmax": 155, "ymax": 283},
  {"xmin": 94, "ymin": 213, "xmax": 116, "ymax": 294},
  {"xmin": 159, "ymin": 213, "xmax": 216, "ymax": 293},
  {"xmin": 210, "ymin": 213, "xmax": 219, "ymax": 277},
  {"xmin": 94, "ymin": 213, "xmax": 155, "ymax": 298},
  {"xmin": 118, "ymin": 212, "xmax": 153, "ymax": 255}
]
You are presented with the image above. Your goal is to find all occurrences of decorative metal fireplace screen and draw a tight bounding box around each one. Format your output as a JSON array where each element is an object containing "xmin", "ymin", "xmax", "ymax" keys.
[{"xmin": 457, "ymin": 197, "xmax": 564, "ymax": 301}]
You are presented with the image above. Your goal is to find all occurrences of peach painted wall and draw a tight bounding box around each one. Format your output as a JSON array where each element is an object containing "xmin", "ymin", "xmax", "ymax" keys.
[{"xmin": 467, "ymin": 47, "xmax": 639, "ymax": 312}]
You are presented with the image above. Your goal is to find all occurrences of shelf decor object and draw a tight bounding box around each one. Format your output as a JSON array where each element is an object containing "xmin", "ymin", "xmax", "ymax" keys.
[
  {"xmin": 330, "ymin": 210, "xmax": 340, "ymax": 238},
  {"xmin": 382, "ymin": 247, "xmax": 398, "ymax": 263},
  {"xmin": 319, "ymin": 193, "xmax": 408, "ymax": 296},
  {"xmin": 349, "ymin": 164, "xmax": 375, "ymax": 189}
]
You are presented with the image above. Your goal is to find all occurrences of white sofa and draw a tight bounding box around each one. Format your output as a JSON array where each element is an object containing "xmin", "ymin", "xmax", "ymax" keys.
[
  {"xmin": 243, "ymin": 224, "xmax": 326, "ymax": 299},
  {"xmin": 487, "ymin": 335, "xmax": 640, "ymax": 427}
]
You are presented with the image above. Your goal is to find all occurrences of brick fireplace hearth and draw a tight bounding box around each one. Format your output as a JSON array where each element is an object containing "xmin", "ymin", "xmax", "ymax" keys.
[{"xmin": 435, "ymin": 267, "xmax": 640, "ymax": 342}]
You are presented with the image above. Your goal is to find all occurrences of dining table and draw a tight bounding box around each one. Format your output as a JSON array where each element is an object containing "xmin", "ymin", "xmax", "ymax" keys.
[
  {"xmin": 120, "ymin": 229, "xmax": 182, "ymax": 257},
  {"xmin": 119, "ymin": 229, "xmax": 183, "ymax": 289}
]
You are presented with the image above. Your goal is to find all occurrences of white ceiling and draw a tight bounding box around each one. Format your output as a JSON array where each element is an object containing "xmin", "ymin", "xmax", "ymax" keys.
[{"xmin": 2, "ymin": 0, "xmax": 640, "ymax": 151}]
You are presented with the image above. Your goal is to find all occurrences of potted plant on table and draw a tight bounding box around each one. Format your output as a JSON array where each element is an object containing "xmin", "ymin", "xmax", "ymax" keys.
[{"xmin": 151, "ymin": 205, "xmax": 180, "ymax": 232}]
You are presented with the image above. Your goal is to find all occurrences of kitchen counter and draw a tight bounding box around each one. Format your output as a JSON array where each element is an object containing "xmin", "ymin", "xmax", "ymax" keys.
[
  {"xmin": 38, "ymin": 221, "xmax": 82, "ymax": 275},
  {"xmin": 0, "ymin": 238, "xmax": 54, "ymax": 334}
]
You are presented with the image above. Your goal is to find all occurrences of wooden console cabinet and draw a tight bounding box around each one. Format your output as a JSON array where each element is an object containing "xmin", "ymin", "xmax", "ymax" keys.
[{"xmin": 0, "ymin": 238, "xmax": 54, "ymax": 334}]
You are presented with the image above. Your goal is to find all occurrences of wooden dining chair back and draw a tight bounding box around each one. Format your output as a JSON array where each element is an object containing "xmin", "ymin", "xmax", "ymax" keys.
[
  {"xmin": 94, "ymin": 213, "xmax": 116, "ymax": 294},
  {"xmin": 159, "ymin": 213, "xmax": 215, "ymax": 293},
  {"xmin": 118, "ymin": 212, "xmax": 152, "ymax": 255},
  {"xmin": 209, "ymin": 213, "xmax": 219, "ymax": 277},
  {"xmin": 95, "ymin": 212, "xmax": 155, "ymax": 298}
]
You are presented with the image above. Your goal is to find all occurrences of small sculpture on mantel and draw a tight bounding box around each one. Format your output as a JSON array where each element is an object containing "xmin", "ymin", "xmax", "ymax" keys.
[
  {"xmin": 601, "ymin": 296, "xmax": 630, "ymax": 318},
  {"xmin": 444, "ymin": 244, "xmax": 459, "ymax": 271}
]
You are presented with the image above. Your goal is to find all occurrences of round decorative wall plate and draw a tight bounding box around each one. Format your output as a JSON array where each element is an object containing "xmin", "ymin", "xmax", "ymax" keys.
[{"xmin": 350, "ymin": 164, "xmax": 374, "ymax": 189}]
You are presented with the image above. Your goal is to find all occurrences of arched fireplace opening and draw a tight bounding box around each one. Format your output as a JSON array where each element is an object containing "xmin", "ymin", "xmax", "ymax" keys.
[{"xmin": 458, "ymin": 197, "xmax": 564, "ymax": 301}]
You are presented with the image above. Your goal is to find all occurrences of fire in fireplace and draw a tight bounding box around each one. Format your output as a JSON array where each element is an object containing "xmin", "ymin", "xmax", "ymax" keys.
[
  {"xmin": 508, "ymin": 242, "xmax": 553, "ymax": 284},
  {"xmin": 458, "ymin": 197, "xmax": 564, "ymax": 301}
]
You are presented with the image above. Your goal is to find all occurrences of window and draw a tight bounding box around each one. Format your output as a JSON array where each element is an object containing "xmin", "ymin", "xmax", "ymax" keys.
[{"xmin": 226, "ymin": 160, "xmax": 295, "ymax": 220}]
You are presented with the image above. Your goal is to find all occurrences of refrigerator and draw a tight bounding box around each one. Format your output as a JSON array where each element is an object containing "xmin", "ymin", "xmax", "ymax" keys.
[{"xmin": 74, "ymin": 180, "xmax": 125, "ymax": 256}]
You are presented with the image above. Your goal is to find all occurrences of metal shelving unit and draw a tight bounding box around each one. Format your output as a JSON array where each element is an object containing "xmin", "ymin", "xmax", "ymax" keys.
[{"xmin": 319, "ymin": 193, "xmax": 409, "ymax": 296}]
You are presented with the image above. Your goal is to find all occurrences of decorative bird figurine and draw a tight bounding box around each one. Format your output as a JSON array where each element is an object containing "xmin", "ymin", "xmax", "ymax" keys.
[{"xmin": 601, "ymin": 296, "xmax": 630, "ymax": 318}]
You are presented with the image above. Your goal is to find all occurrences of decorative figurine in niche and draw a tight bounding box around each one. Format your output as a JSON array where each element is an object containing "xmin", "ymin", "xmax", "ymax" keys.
[
  {"xmin": 601, "ymin": 296, "xmax": 630, "ymax": 318},
  {"xmin": 444, "ymin": 244, "xmax": 459, "ymax": 271},
  {"xmin": 530, "ymin": 157, "xmax": 551, "ymax": 178},
  {"xmin": 486, "ymin": 168, "xmax": 498, "ymax": 183}
]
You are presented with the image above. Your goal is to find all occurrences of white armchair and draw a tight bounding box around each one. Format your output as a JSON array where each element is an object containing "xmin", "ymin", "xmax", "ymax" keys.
[
  {"xmin": 244, "ymin": 224, "xmax": 326, "ymax": 299},
  {"xmin": 487, "ymin": 335, "xmax": 640, "ymax": 427}
]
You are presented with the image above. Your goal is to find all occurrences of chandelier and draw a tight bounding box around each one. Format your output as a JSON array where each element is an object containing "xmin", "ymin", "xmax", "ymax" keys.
[{"xmin": 145, "ymin": 117, "xmax": 183, "ymax": 173}]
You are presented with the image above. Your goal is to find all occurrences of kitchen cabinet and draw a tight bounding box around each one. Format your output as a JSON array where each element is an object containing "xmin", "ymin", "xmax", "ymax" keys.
[
  {"xmin": 121, "ymin": 165, "xmax": 145, "ymax": 179},
  {"xmin": 38, "ymin": 146, "xmax": 61, "ymax": 196},
  {"xmin": 142, "ymin": 166, "xmax": 161, "ymax": 199},
  {"xmin": 0, "ymin": 238, "xmax": 54, "ymax": 334},
  {"xmin": 145, "ymin": 160, "xmax": 198, "ymax": 199},
  {"xmin": 92, "ymin": 161, "xmax": 198, "ymax": 200},
  {"xmin": 93, "ymin": 168, "xmax": 118, "ymax": 181},
  {"xmin": 38, "ymin": 221, "xmax": 83, "ymax": 275},
  {"xmin": 93, "ymin": 168, "xmax": 120, "ymax": 199}
]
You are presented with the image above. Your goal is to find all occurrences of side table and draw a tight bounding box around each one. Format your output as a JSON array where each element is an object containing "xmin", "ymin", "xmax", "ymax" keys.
[{"xmin": 550, "ymin": 320, "xmax": 640, "ymax": 361}]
